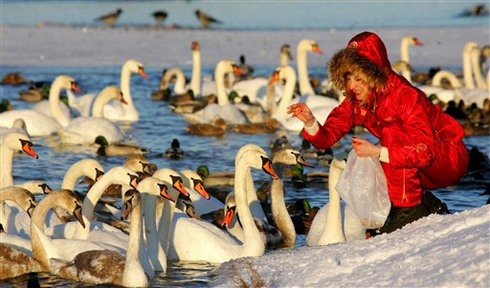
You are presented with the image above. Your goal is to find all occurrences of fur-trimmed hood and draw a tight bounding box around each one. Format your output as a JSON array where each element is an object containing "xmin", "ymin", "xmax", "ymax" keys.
[{"xmin": 329, "ymin": 32, "xmax": 391, "ymax": 91}]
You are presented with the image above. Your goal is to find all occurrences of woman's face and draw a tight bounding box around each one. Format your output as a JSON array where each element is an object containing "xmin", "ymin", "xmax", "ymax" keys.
[{"xmin": 346, "ymin": 72, "xmax": 371, "ymax": 106}]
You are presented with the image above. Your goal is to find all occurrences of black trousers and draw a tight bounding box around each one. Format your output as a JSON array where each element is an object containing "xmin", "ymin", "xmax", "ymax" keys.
[{"xmin": 371, "ymin": 191, "xmax": 450, "ymax": 235}]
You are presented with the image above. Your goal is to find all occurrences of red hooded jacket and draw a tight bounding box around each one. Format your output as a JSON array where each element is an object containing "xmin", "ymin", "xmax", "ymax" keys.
[{"xmin": 303, "ymin": 32, "xmax": 468, "ymax": 207}]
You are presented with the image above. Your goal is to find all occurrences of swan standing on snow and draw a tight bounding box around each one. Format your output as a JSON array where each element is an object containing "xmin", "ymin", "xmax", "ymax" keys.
[
  {"xmin": 0, "ymin": 189, "xmax": 85, "ymax": 280},
  {"xmin": 53, "ymin": 189, "xmax": 151, "ymax": 287},
  {"xmin": 57, "ymin": 86, "xmax": 127, "ymax": 145},
  {"xmin": 306, "ymin": 153, "xmax": 366, "ymax": 246},
  {"xmin": 0, "ymin": 75, "xmax": 80, "ymax": 137},
  {"xmin": 166, "ymin": 145, "xmax": 278, "ymax": 263}
]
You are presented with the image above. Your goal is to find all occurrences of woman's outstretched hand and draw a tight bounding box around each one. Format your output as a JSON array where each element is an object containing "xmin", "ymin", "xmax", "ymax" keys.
[
  {"xmin": 287, "ymin": 103, "xmax": 316, "ymax": 127},
  {"xmin": 352, "ymin": 137, "xmax": 381, "ymax": 158}
]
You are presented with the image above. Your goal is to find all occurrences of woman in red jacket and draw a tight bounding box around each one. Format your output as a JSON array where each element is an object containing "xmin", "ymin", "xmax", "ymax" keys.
[{"xmin": 287, "ymin": 32, "xmax": 469, "ymax": 235}]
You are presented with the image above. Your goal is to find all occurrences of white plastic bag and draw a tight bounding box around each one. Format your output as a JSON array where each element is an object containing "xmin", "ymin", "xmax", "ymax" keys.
[{"xmin": 336, "ymin": 150, "xmax": 391, "ymax": 228}]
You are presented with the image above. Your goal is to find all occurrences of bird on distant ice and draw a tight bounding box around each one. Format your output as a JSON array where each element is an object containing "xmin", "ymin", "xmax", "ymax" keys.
[
  {"xmin": 95, "ymin": 8, "xmax": 123, "ymax": 27},
  {"xmin": 194, "ymin": 9, "xmax": 222, "ymax": 29},
  {"xmin": 152, "ymin": 10, "xmax": 168, "ymax": 26}
]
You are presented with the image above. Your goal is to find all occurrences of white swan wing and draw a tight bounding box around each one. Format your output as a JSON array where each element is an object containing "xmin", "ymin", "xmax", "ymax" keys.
[
  {"xmin": 58, "ymin": 117, "xmax": 125, "ymax": 144},
  {"xmin": 0, "ymin": 110, "xmax": 61, "ymax": 137}
]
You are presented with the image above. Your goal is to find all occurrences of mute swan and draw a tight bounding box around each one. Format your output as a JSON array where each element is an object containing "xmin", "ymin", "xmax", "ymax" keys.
[
  {"xmin": 166, "ymin": 145, "xmax": 278, "ymax": 262},
  {"xmin": 0, "ymin": 131, "xmax": 39, "ymax": 189},
  {"xmin": 0, "ymin": 186, "xmax": 36, "ymax": 234},
  {"xmin": 0, "ymin": 189, "xmax": 85, "ymax": 280},
  {"xmin": 0, "ymin": 118, "xmax": 30, "ymax": 143},
  {"xmin": 0, "ymin": 75, "xmax": 80, "ymax": 137},
  {"xmin": 222, "ymin": 147, "xmax": 313, "ymax": 246},
  {"xmin": 179, "ymin": 169, "xmax": 219, "ymax": 216},
  {"xmin": 280, "ymin": 44, "xmax": 293, "ymax": 66},
  {"xmin": 57, "ymin": 86, "xmax": 127, "ymax": 145},
  {"xmin": 53, "ymin": 189, "xmax": 151, "ymax": 287},
  {"xmin": 297, "ymin": 38, "xmax": 323, "ymax": 96},
  {"xmin": 392, "ymin": 35, "xmax": 423, "ymax": 83},
  {"xmin": 67, "ymin": 59, "xmax": 147, "ymax": 121},
  {"xmin": 182, "ymin": 60, "xmax": 247, "ymax": 125},
  {"xmin": 138, "ymin": 176, "xmax": 174, "ymax": 273},
  {"xmin": 306, "ymin": 153, "xmax": 366, "ymax": 246},
  {"xmin": 271, "ymin": 65, "xmax": 339, "ymax": 132}
]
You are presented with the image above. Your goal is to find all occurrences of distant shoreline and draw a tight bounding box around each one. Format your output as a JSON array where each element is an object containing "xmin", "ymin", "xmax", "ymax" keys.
[{"xmin": 2, "ymin": 25, "xmax": 488, "ymax": 69}]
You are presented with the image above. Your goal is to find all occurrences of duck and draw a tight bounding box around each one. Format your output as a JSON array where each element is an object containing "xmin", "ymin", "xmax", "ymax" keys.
[
  {"xmin": 18, "ymin": 81, "xmax": 51, "ymax": 102},
  {"xmin": 186, "ymin": 117, "xmax": 228, "ymax": 136},
  {"xmin": 289, "ymin": 163, "xmax": 329, "ymax": 190},
  {"xmin": 1, "ymin": 72, "xmax": 27, "ymax": 85},
  {"xmin": 0, "ymin": 75, "xmax": 80, "ymax": 137},
  {"xmin": 164, "ymin": 138, "xmax": 185, "ymax": 159},
  {"xmin": 57, "ymin": 86, "xmax": 127, "ymax": 145},
  {"xmin": 194, "ymin": 9, "xmax": 222, "ymax": 29},
  {"xmin": 290, "ymin": 199, "xmax": 319, "ymax": 235},
  {"xmin": 0, "ymin": 99, "xmax": 13, "ymax": 112},
  {"xmin": 95, "ymin": 8, "xmax": 122, "ymax": 27},
  {"xmin": 306, "ymin": 152, "xmax": 366, "ymax": 246},
  {"xmin": 0, "ymin": 189, "xmax": 85, "ymax": 280},
  {"xmin": 233, "ymin": 118, "xmax": 283, "ymax": 134},
  {"xmin": 165, "ymin": 145, "xmax": 278, "ymax": 262},
  {"xmin": 93, "ymin": 135, "xmax": 149, "ymax": 156}
]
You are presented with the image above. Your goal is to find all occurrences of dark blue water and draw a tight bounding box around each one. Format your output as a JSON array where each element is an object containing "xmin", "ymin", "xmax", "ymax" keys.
[{"xmin": 2, "ymin": 0, "xmax": 489, "ymax": 30}]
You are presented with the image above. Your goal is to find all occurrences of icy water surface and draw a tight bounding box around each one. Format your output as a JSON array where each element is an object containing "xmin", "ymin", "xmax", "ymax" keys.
[{"xmin": 0, "ymin": 65, "xmax": 488, "ymax": 287}]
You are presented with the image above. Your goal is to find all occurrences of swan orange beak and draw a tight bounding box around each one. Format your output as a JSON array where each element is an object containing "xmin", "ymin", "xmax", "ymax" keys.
[
  {"xmin": 128, "ymin": 174, "xmax": 139, "ymax": 188},
  {"xmin": 261, "ymin": 156, "xmax": 279, "ymax": 179},
  {"xmin": 312, "ymin": 44, "xmax": 323, "ymax": 54},
  {"xmin": 20, "ymin": 139, "xmax": 38, "ymax": 159},
  {"xmin": 95, "ymin": 168, "xmax": 105, "ymax": 181},
  {"xmin": 26, "ymin": 202, "xmax": 36, "ymax": 218},
  {"xmin": 120, "ymin": 92, "xmax": 128, "ymax": 105},
  {"xmin": 222, "ymin": 206, "xmax": 236, "ymax": 227},
  {"xmin": 158, "ymin": 183, "xmax": 174, "ymax": 202},
  {"xmin": 71, "ymin": 81, "xmax": 82, "ymax": 93},
  {"xmin": 173, "ymin": 177, "xmax": 189, "ymax": 196},
  {"xmin": 414, "ymin": 38, "xmax": 423, "ymax": 46},
  {"xmin": 193, "ymin": 179, "xmax": 210, "ymax": 200},
  {"xmin": 139, "ymin": 67, "xmax": 148, "ymax": 78},
  {"xmin": 268, "ymin": 70, "xmax": 280, "ymax": 84},
  {"xmin": 232, "ymin": 64, "xmax": 245, "ymax": 76}
]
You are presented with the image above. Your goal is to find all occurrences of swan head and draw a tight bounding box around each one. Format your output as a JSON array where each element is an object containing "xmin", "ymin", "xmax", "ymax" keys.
[
  {"xmin": 298, "ymin": 39, "xmax": 323, "ymax": 54},
  {"xmin": 103, "ymin": 166, "xmax": 140, "ymax": 189},
  {"xmin": 180, "ymin": 169, "xmax": 210, "ymax": 200},
  {"xmin": 53, "ymin": 75, "xmax": 81, "ymax": 93},
  {"xmin": 4, "ymin": 132, "xmax": 38, "ymax": 159},
  {"xmin": 124, "ymin": 155, "xmax": 155, "ymax": 176},
  {"xmin": 121, "ymin": 189, "xmax": 141, "ymax": 220},
  {"xmin": 124, "ymin": 59, "xmax": 147, "ymax": 78},
  {"xmin": 137, "ymin": 176, "xmax": 174, "ymax": 202},
  {"xmin": 191, "ymin": 41, "xmax": 200, "ymax": 51},
  {"xmin": 153, "ymin": 168, "xmax": 189, "ymax": 197},
  {"xmin": 0, "ymin": 186, "xmax": 37, "ymax": 217},
  {"xmin": 222, "ymin": 192, "xmax": 237, "ymax": 227}
]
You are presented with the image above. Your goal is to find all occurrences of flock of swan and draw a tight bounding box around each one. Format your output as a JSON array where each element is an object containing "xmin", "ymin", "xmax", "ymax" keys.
[{"xmin": 0, "ymin": 35, "xmax": 488, "ymax": 287}]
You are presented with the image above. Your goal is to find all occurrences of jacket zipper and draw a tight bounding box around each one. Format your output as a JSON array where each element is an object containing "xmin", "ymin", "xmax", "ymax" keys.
[{"xmin": 401, "ymin": 169, "xmax": 407, "ymax": 203}]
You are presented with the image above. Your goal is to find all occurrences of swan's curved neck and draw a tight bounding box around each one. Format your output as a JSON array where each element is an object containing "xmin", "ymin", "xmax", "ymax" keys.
[
  {"xmin": 92, "ymin": 91, "xmax": 114, "ymax": 117},
  {"xmin": 318, "ymin": 155, "xmax": 346, "ymax": 245},
  {"xmin": 470, "ymin": 47, "xmax": 487, "ymax": 89},
  {"xmin": 120, "ymin": 64, "xmax": 138, "ymax": 118},
  {"xmin": 463, "ymin": 45, "xmax": 476, "ymax": 89},
  {"xmin": 400, "ymin": 38, "xmax": 411, "ymax": 63},
  {"xmin": 274, "ymin": 68, "xmax": 297, "ymax": 121},
  {"xmin": 30, "ymin": 194, "xmax": 58, "ymax": 269},
  {"xmin": 235, "ymin": 162, "xmax": 264, "ymax": 255},
  {"xmin": 216, "ymin": 65, "xmax": 230, "ymax": 106},
  {"xmin": 190, "ymin": 49, "xmax": 202, "ymax": 96},
  {"xmin": 158, "ymin": 189, "xmax": 179, "ymax": 254},
  {"xmin": 297, "ymin": 46, "xmax": 315, "ymax": 96},
  {"xmin": 122, "ymin": 198, "xmax": 143, "ymax": 281},
  {"xmin": 73, "ymin": 175, "xmax": 113, "ymax": 239},
  {"xmin": 143, "ymin": 193, "xmax": 167, "ymax": 272},
  {"xmin": 50, "ymin": 79, "xmax": 70, "ymax": 127},
  {"xmin": 0, "ymin": 145, "xmax": 14, "ymax": 188},
  {"xmin": 270, "ymin": 176, "xmax": 295, "ymax": 244}
]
